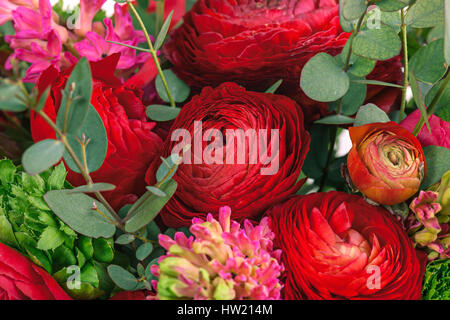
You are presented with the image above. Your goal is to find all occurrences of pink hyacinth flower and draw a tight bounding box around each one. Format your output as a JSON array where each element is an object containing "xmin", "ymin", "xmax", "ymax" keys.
[{"xmin": 76, "ymin": 0, "xmax": 107, "ymax": 37}]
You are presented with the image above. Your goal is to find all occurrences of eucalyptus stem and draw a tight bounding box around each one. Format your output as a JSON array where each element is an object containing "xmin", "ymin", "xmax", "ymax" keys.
[
  {"xmin": 412, "ymin": 71, "xmax": 450, "ymax": 135},
  {"xmin": 127, "ymin": 0, "xmax": 176, "ymax": 107},
  {"xmin": 36, "ymin": 108, "xmax": 123, "ymax": 225},
  {"xmin": 399, "ymin": 7, "xmax": 409, "ymax": 121},
  {"xmin": 320, "ymin": 10, "xmax": 366, "ymax": 191},
  {"xmin": 155, "ymin": 0, "xmax": 165, "ymax": 35}
]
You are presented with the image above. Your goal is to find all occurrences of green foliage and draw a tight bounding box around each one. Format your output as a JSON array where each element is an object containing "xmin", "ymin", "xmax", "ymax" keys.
[
  {"xmin": 353, "ymin": 104, "xmax": 390, "ymax": 127},
  {"xmin": 155, "ymin": 70, "xmax": 191, "ymax": 103},
  {"xmin": 0, "ymin": 160, "xmax": 115, "ymax": 299},
  {"xmin": 352, "ymin": 24, "xmax": 402, "ymax": 61},
  {"xmin": 405, "ymin": 0, "xmax": 444, "ymax": 28},
  {"xmin": 0, "ymin": 82, "xmax": 27, "ymax": 112},
  {"xmin": 22, "ymin": 139, "xmax": 65, "ymax": 175},
  {"xmin": 409, "ymin": 39, "xmax": 447, "ymax": 84},
  {"xmin": 422, "ymin": 146, "xmax": 450, "ymax": 189},
  {"xmin": 300, "ymin": 53, "xmax": 350, "ymax": 102},
  {"xmin": 422, "ymin": 259, "xmax": 450, "ymax": 300},
  {"xmin": 146, "ymin": 105, "xmax": 181, "ymax": 122}
]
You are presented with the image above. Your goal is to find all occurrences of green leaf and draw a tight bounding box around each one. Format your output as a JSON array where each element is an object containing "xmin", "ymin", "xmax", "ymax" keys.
[
  {"xmin": 156, "ymin": 154, "xmax": 181, "ymax": 182},
  {"xmin": 156, "ymin": 70, "xmax": 191, "ymax": 103},
  {"xmin": 146, "ymin": 105, "xmax": 181, "ymax": 122},
  {"xmin": 24, "ymin": 245, "xmax": 52, "ymax": 273},
  {"xmin": 409, "ymin": 71, "xmax": 432, "ymax": 133},
  {"xmin": 0, "ymin": 159, "xmax": 16, "ymax": 186},
  {"xmin": 64, "ymin": 105, "xmax": 108, "ymax": 174},
  {"xmin": 348, "ymin": 57, "xmax": 376, "ymax": 77},
  {"xmin": 56, "ymin": 58, "xmax": 92, "ymax": 134},
  {"xmin": 350, "ymin": 79, "xmax": 403, "ymax": 88},
  {"xmin": 37, "ymin": 226, "xmax": 66, "ymax": 251},
  {"xmin": 52, "ymin": 245, "xmax": 77, "ymax": 272},
  {"xmin": 67, "ymin": 183, "xmax": 116, "ymax": 194},
  {"xmin": 445, "ymin": 0, "xmax": 450, "ymax": 65},
  {"xmin": 342, "ymin": 0, "xmax": 367, "ymax": 21},
  {"xmin": 428, "ymin": 23, "xmax": 445, "ymax": 43},
  {"xmin": 136, "ymin": 243, "xmax": 153, "ymax": 261},
  {"xmin": 125, "ymin": 179, "xmax": 177, "ymax": 233},
  {"xmin": 0, "ymin": 83, "xmax": 26, "ymax": 112},
  {"xmin": 47, "ymin": 162, "xmax": 67, "ymax": 190},
  {"xmin": 353, "ymin": 24, "xmax": 401, "ymax": 61},
  {"xmin": 154, "ymin": 10, "xmax": 173, "ymax": 51},
  {"xmin": 339, "ymin": 0, "xmax": 355, "ymax": 32},
  {"xmin": 410, "ymin": 39, "xmax": 447, "ymax": 84},
  {"xmin": 314, "ymin": 114, "xmax": 355, "ymax": 125},
  {"xmin": 92, "ymin": 238, "xmax": 114, "ymax": 263},
  {"xmin": 35, "ymin": 86, "xmax": 50, "ymax": 112},
  {"xmin": 146, "ymin": 186, "xmax": 167, "ymax": 197},
  {"xmin": 265, "ymin": 80, "xmax": 283, "ymax": 94},
  {"xmin": 302, "ymin": 125, "xmax": 331, "ymax": 180},
  {"xmin": 115, "ymin": 234, "xmax": 135, "ymax": 245},
  {"xmin": 377, "ymin": 0, "xmax": 409, "ymax": 12},
  {"xmin": 425, "ymin": 79, "xmax": 450, "ymax": 115},
  {"xmin": 354, "ymin": 104, "xmax": 390, "ymax": 126},
  {"xmin": 44, "ymin": 190, "xmax": 116, "ymax": 238},
  {"xmin": 300, "ymin": 53, "xmax": 350, "ymax": 102},
  {"xmin": 0, "ymin": 213, "xmax": 19, "ymax": 248},
  {"xmin": 22, "ymin": 139, "xmax": 65, "ymax": 175},
  {"xmin": 422, "ymin": 146, "xmax": 450, "ymax": 189},
  {"xmin": 78, "ymin": 236, "xmax": 94, "ymax": 260},
  {"xmin": 405, "ymin": 0, "xmax": 444, "ymax": 28},
  {"xmin": 107, "ymin": 265, "xmax": 139, "ymax": 291},
  {"xmin": 330, "ymin": 75, "xmax": 367, "ymax": 115}
]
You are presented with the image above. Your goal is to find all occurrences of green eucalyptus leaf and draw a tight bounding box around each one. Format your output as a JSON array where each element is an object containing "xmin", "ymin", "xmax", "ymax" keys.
[
  {"xmin": 342, "ymin": 0, "xmax": 367, "ymax": 21},
  {"xmin": 146, "ymin": 105, "xmax": 181, "ymax": 122},
  {"xmin": 409, "ymin": 71, "xmax": 432, "ymax": 133},
  {"xmin": 22, "ymin": 139, "xmax": 65, "ymax": 175},
  {"xmin": 330, "ymin": 75, "xmax": 367, "ymax": 115},
  {"xmin": 422, "ymin": 146, "xmax": 450, "ymax": 189},
  {"xmin": 405, "ymin": 0, "xmax": 444, "ymax": 28},
  {"xmin": 67, "ymin": 183, "xmax": 116, "ymax": 194},
  {"xmin": 0, "ymin": 83, "xmax": 26, "ymax": 112},
  {"xmin": 63, "ymin": 105, "xmax": 107, "ymax": 174},
  {"xmin": 376, "ymin": 0, "xmax": 409, "ymax": 12},
  {"xmin": 300, "ymin": 52, "xmax": 350, "ymax": 102},
  {"xmin": 107, "ymin": 265, "xmax": 139, "ymax": 291},
  {"xmin": 136, "ymin": 243, "xmax": 153, "ymax": 261},
  {"xmin": 156, "ymin": 70, "xmax": 190, "ymax": 103},
  {"xmin": 265, "ymin": 79, "xmax": 283, "ymax": 94},
  {"xmin": 445, "ymin": 0, "xmax": 450, "ymax": 65},
  {"xmin": 154, "ymin": 10, "xmax": 173, "ymax": 51},
  {"xmin": 339, "ymin": 0, "xmax": 355, "ymax": 32},
  {"xmin": 315, "ymin": 114, "xmax": 355, "ymax": 125},
  {"xmin": 44, "ymin": 190, "xmax": 116, "ymax": 238},
  {"xmin": 125, "ymin": 179, "xmax": 177, "ymax": 233},
  {"xmin": 353, "ymin": 24, "xmax": 401, "ymax": 61},
  {"xmin": 56, "ymin": 58, "xmax": 92, "ymax": 134},
  {"xmin": 410, "ymin": 39, "xmax": 447, "ymax": 84},
  {"xmin": 156, "ymin": 154, "xmax": 181, "ymax": 182},
  {"xmin": 115, "ymin": 234, "xmax": 135, "ymax": 245},
  {"xmin": 146, "ymin": 186, "xmax": 167, "ymax": 197},
  {"xmin": 354, "ymin": 104, "xmax": 390, "ymax": 126}
]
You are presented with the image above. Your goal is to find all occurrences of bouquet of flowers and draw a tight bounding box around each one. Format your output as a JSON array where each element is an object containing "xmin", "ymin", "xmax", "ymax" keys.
[{"xmin": 0, "ymin": 0, "xmax": 448, "ymax": 301}]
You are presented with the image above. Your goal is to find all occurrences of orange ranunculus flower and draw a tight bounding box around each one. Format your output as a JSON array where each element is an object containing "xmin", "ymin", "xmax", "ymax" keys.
[{"xmin": 347, "ymin": 122, "xmax": 426, "ymax": 206}]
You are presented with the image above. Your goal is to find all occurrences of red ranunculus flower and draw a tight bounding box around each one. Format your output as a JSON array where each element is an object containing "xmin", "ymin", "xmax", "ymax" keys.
[
  {"xmin": 163, "ymin": 0, "xmax": 402, "ymax": 122},
  {"xmin": 31, "ymin": 54, "xmax": 163, "ymax": 210},
  {"xmin": 0, "ymin": 242, "xmax": 71, "ymax": 300},
  {"xmin": 145, "ymin": 82, "xmax": 310, "ymax": 227},
  {"xmin": 347, "ymin": 122, "xmax": 426, "ymax": 206},
  {"xmin": 268, "ymin": 192, "xmax": 427, "ymax": 300},
  {"xmin": 400, "ymin": 109, "xmax": 450, "ymax": 149}
]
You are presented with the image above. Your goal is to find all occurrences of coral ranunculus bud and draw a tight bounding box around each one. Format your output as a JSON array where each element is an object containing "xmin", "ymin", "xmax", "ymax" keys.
[{"xmin": 347, "ymin": 122, "xmax": 426, "ymax": 206}]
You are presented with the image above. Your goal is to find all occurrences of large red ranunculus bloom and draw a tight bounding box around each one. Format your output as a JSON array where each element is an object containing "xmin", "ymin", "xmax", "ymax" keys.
[
  {"xmin": 0, "ymin": 242, "xmax": 71, "ymax": 300},
  {"xmin": 145, "ymin": 82, "xmax": 310, "ymax": 227},
  {"xmin": 163, "ymin": 0, "xmax": 402, "ymax": 122},
  {"xmin": 31, "ymin": 54, "xmax": 163, "ymax": 210},
  {"xmin": 268, "ymin": 192, "xmax": 426, "ymax": 300}
]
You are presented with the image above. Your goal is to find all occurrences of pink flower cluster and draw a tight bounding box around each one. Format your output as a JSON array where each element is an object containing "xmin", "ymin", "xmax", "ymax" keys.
[
  {"xmin": 1, "ymin": 0, "xmax": 150, "ymax": 81},
  {"xmin": 151, "ymin": 207, "xmax": 284, "ymax": 300}
]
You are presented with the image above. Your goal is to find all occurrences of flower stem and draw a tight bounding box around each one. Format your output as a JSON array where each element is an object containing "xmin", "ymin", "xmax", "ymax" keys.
[
  {"xmin": 127, "ymin": 0, "xmax": 176, "ymax": 107},
  {"xmin": 399, "ymin": 8, "xmax": 409, "ymax": 121},
  {"xmin": 36, "ymin": 109, "xmax": 123, "ymax": 225},
  {"xmin": 412, "ymin": 71, "xmax": 450, "ymax": 135}
]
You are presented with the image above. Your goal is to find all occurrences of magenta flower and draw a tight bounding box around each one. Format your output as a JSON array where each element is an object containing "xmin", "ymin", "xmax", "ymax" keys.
[
  {"xmin": 401, "ymin": 109, "xmax": 450, "ymax": 148},
  {"xmin": 151, "ymin": 207, "xmax": 284, "ymax": 300},
  {"xmin": 76, "ymin": 0, "xmax": 107, "ymax": 37},
  {"xmin": 0, "ymin": 0, "xmax": 34, "ymax": 25}
]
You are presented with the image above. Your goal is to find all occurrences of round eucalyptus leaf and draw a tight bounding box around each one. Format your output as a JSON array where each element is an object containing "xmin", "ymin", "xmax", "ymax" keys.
[
  {"xmin": 22, "ymin": 139, "xmax": 65, "ymax": 175},
  {"xmin": 156, "ymin": 70, "xmax": 191, "ymax": 103},
  {"xmin": 353, "ymin": 25, "xmax": 401, "ymax": 61}
]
